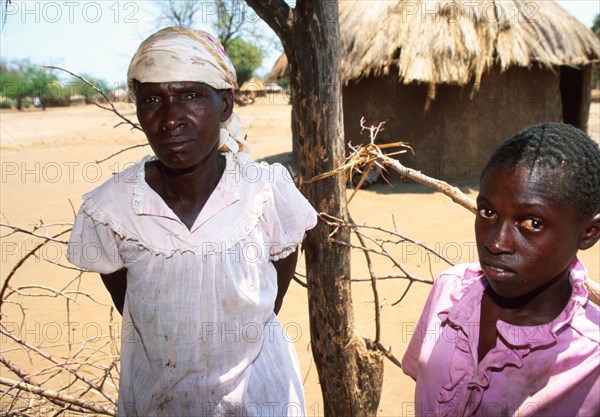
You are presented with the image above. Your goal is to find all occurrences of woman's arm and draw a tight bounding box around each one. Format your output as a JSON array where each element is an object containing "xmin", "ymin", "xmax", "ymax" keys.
[
  {"xmin": 100, "ymin": 268, "xmax": 127, "ymax": 315},
  {"xmin": 272, "ymin": 250, "xmax": 299, "ymax": 314}
]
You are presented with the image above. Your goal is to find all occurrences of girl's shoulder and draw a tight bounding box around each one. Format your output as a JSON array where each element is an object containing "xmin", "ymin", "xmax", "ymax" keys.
[
  {"xmin": 567, "ymin": 260, "xmax": 600, "ymax": 343},
  {"xmin": 426, "ymin": 262, "xmax": 485, "ymax": 308},
  {"xmin": 436, "ymin": 262, "xmax": 484, "ymax": 288}
]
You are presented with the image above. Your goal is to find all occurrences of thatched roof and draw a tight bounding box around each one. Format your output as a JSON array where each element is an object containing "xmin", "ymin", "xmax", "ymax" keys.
[
  {"xmin": 270, "ymin": 0, "xmax": 599, "ymax": 86},
  {"xmin": 240, "ymin": 77, "xmax": 266, "ymax": 91}
]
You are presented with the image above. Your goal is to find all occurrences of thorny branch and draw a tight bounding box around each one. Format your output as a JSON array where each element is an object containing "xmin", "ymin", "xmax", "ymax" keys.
[
  {"xmin": 1, "ymin": 202, "xmax": 124, "ymax": 415},
  {"xmin": 348, "ymin": 214, "xmax": 381, "ymax": 344},
  {"xmin": 42, "ymin": 66, "xmax": 141, "ymax": 133},
  {"xmin": 0, "ymin": 377, "xmax": 115, "ymax": 415},
  {"xmin": 42, "ymin": 65, "xmax": 148, "ymax": 164},
  {"xmin": 321, "ymin": 212, "xmax": 441, "ymax": 368},
  {"xmin": 305, "ymin": 117, "xmax": 478, "ymax": 214},
  {"xmin": 0, "ymin": 227, "xmax": 72, "ymax": 314}
]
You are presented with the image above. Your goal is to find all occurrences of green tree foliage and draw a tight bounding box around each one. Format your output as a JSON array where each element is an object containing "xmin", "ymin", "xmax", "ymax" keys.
[
  {"xmin": 0, "ymin": 59, "xmax": 59, "ymax": 110},
  {"xmin": 68, "ymin": 74, "xmax": 111, "ymax": 103},
  {"xmin": 226, "ymin": 38, "xmax": 263, "ymax": 86},
  {"xmin": 0, "ymin": 70, "xmax": 24, "ymax": 109},
  {"xmin": 154, "ymin": 0, "xmax": 274, "ymax": 86},
  {"xmin": 0, "ymin": 60, "xmax": 114, "ymax": 109},
  {"xmin": 276, "ymin": 77, "xmax": 290, "ymax": 91}
]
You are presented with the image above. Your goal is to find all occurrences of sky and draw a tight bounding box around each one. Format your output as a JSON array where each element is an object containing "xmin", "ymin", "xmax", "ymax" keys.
[{"xmin": 0, "ymin": 0, "xmax": 598, "ymax": 88}]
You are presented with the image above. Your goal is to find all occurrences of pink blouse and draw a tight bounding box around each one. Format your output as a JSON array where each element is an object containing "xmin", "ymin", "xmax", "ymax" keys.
[{"xmin": 402, "ymin": 260, "xmax": 600, "ymax": 417}]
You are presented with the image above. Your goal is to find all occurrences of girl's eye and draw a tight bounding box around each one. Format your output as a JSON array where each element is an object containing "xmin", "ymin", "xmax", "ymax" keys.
[
  {"xmin": 521, "ymin": 218, "xmax": 544, "ymax": 231},
  {"xmin": 478, "ymin": 208, "xmax": 496, "ymax": 219}
]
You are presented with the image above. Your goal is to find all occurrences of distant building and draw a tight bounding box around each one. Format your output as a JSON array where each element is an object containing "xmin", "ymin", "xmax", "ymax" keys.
[{"xmin": 270, "ymin": 0, "xmax": 599, "ymax": 180}]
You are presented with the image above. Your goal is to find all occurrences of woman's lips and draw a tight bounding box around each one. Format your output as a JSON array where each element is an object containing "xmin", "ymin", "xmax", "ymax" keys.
[{"xmin": 160, "ymin": 139, "xmax": 192, "ymax": 152}]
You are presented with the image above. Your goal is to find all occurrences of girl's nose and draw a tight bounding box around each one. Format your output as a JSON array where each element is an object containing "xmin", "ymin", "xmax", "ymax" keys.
[{"xmin": 487, "ymin": 221, "xmax": 514, "ymax": 255}]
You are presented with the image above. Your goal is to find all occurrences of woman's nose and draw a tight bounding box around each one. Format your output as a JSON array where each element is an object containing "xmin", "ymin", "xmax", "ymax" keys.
[
  {"xmin": 160, "ymin": 97, "xmax": 186, "ymax": 131},
  {"xmin": 487, "ymin": 221, "xmax": 514, "ymax": 255}
]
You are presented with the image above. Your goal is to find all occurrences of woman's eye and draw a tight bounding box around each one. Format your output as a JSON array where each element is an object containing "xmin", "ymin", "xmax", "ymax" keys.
[
  {"xmin": 478, "ymin": 208, "xmax": 496, "ymax": 219},
  {"xmin": 144, "ymin": 96, "xmax": 160, "ymax": 104},
  {"xmin": 182, "ymin": 93, "xmax": 197, "ymax": 100},
  {"xmin": 521, "ymin": 218, "xmax": 544, "ymax": 231}
]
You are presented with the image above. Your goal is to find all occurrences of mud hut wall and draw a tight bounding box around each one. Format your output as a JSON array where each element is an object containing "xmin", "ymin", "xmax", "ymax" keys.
[
  {"xmin": 563, "ymin": 64, "xmax": 593, "ymax": 132},
  {"xmin": 577, "ymin": 64, "xmax": 592, "ymax": 132},
  {"xmin": 342, "ymin": 66, "xmax": 562, "ymax": 182}
]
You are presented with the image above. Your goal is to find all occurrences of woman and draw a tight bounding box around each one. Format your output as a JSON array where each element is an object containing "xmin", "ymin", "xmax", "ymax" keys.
[{"xmin": 68, "ymin": 27, "xmax": 317, "ymax": 417}]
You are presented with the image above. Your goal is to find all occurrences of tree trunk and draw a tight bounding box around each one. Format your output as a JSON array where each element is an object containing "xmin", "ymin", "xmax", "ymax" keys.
[{"xmin": 245, "ymin": 1, "xmax": 384, "ymax": 416}]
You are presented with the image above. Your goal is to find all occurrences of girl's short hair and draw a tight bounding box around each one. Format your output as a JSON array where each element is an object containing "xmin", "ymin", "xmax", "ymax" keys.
[{"xmin": 481, "ymin": 123, "xmax": 600, "ymax": 218}]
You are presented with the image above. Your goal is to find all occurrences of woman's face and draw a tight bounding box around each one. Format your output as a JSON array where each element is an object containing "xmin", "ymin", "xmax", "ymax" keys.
[
  {"xmin": 475, "ymin": 165, "xmax": 590, "ymax": 299},
  {"xmin": 135, "ymin": 81, "xmax": 233, "ymax": 170}
]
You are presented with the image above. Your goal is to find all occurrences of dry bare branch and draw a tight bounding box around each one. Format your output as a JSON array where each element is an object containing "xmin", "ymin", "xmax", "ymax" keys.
[
  {"xmin": 0, "ymin": 377, "xmax": 115, "ymax": 416},
  {"xmin": 350, "ymin": 216, "xmax": 381, "ymax": 344},
  {"xmin": 0, "ymin": 327, "xmax": 117, "ymax": 405},
  {"xmin": 0, "ymin": 228, "xmax": 72, "ymax": 313},
  {"xmin": 42, "ymin": 66, "xmax": 141, "ymax": 133},
  {"xmin": 42, "ymin": 65, "xmax": 150, "ymax": 164},
  {"xmin": 305, "ymin": 118, "xmax": 477, "ymax": 215},
  {"xmin": 95, "ymin": 143, "xmax": 149, "ymax": 164}
]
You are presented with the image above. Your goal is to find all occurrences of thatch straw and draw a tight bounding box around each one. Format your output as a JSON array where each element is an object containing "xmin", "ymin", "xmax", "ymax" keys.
[
  {"xmin": 240, "ymin": 77, "xmax": 266, "ymax": 91},
  {"xmin": 269, "ymin": 53, "xmax": 290, "ymax": 81},
  {"xmin": 270, "ymin": 0, "xmax": 599, "ymax": 88}
]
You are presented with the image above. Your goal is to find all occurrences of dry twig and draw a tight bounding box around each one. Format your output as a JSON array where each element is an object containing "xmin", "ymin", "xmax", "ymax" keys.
[
  {"xmin": 1, "ymin": 220, "xmax": 119, "ymax": 416},
  {"xmin": 0, "ymin": 377, "xmax": 115, "ymax": 416},
  {"xmin": 305, "ymin": 117, "xmax": 477, "ymax": 214},
  {"xmin": 42, "ymin": 66, "xmax": 148, "ymax": 164}
]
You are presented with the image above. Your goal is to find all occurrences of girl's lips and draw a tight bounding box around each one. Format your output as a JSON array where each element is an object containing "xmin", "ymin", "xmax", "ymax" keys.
[{"xmin": 482, "ymin": 262, "xmax": 517, "ymax": 281}]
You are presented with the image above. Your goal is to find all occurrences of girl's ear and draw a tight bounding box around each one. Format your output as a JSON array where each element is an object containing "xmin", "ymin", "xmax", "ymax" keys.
[{"xmin": 579, "ymin": 211, "xmax": 600, "ymax": 250}]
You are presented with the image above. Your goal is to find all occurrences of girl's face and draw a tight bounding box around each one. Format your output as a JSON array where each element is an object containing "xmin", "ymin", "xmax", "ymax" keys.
[
  {"xmin": 475, "ymin": 165, "xmax": 592, "ymax": 299},
  {"xmin": 135, "ymin": 81, "xmax": 233, "ymax": 170}
]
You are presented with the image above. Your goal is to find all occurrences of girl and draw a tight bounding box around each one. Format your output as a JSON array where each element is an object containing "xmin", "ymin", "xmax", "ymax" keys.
[
  {"xmin": 402, "ymin": 123, "xmax": 600, "ymax": 416},
  {"xmin": 68, "ymin": 27, "xmax": 317, "ymax": 417}
]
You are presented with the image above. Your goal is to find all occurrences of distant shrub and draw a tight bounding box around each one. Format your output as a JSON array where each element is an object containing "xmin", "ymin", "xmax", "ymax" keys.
[{"xmin": 0, "ymin": 99, "xmax": 13, "ymax": 109}]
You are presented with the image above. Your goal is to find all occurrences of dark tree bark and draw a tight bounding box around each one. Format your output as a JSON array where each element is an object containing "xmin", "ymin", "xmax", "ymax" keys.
[{"xmin": 245, "ymin": 1, "xmax": 383, "ymax": 416}]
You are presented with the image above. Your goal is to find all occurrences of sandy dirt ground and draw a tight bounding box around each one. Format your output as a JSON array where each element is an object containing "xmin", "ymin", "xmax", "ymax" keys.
[{"xmin": 1, "ymin": 96, "xmax": 599, "ymax": 416}]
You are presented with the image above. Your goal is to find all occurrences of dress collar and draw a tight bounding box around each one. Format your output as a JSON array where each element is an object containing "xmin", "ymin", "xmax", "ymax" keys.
[
  {"xmin": 440, "ymin": 258, "xmax": 591, "ymax": 349},
  {"xmin": 132, "ymin": 152, "xmax": 240, "ymax": 232}
]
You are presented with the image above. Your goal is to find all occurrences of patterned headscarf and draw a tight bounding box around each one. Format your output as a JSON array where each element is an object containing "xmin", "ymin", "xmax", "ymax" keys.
[{"xmin": 127, "ymin": 27, "xmax": 251, "ymax": 161}]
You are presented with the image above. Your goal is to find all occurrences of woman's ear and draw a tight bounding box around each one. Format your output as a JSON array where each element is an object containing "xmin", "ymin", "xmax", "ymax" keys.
[
  {"xmin": 579, "ymin": 211, "xmax": 600, "ymax": 250},
  {"xmin": 220, "ymin": 90, "xmax": 234, "ymax": 122}
]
